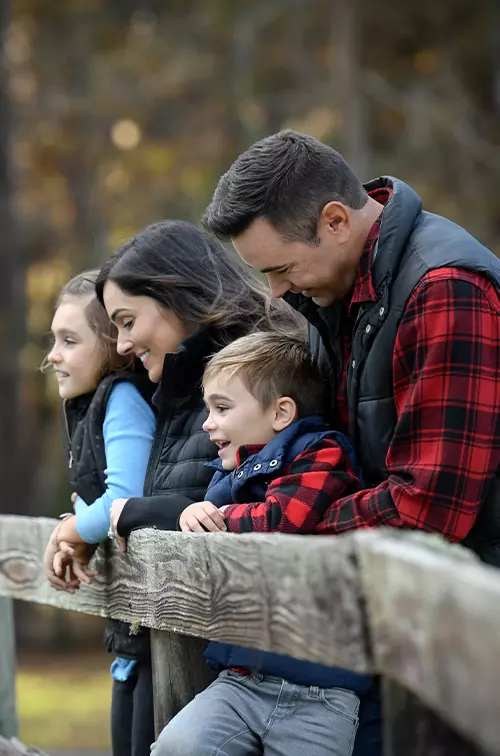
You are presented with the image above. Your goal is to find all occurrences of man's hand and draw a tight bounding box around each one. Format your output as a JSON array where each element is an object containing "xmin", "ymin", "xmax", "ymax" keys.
[
  {"xmin": 110, "ymin": 498, "xmax": 129, "ymax": 552},
  {"xmin": 179, "ymin": 501, "xmax": 227, "ymax": 533}
]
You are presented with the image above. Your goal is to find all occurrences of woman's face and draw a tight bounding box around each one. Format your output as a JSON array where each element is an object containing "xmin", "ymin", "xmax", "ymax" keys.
[{"xmin": 103, "ymin": 281, "xmax": 190, "ymax": 383}]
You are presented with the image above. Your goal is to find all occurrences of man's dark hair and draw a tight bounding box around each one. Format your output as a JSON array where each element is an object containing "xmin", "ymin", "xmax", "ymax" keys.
[{"xmin": 203, "ymin": 130, "xmax": 368, "ymax": 244}]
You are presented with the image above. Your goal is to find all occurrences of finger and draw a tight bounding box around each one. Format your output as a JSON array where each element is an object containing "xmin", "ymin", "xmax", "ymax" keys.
[
  {"xmin": 71, "ymin": 492, "xmax": 77, "ymax": 503},
  {"xmin": 53, "ymin": 551, "xmax": 70, "ymax": 578},
  {"xmin": 204, "ymin": 508, "xmax": 227, "ymax": 531},
  {"xmin": 72, "ymin": 561, "xmax": 93, "ymax": 584},
  {"xmin": 59, "ymin": 542, "xmax": 75, "ymax": 557},
  {"xmin": 116, "ymin": 535, "xmax": 127, "ymax": 553},
  {"xmin": 186, "ymin": 517, "xmax": 205, "ymax": 533},
  {"xmin": 47, "ymin": 573, "xmax": 77, "ymax": 592}
]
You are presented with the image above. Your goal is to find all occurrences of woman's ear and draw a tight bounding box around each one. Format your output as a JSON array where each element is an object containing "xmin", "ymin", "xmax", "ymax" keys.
[{"xmin": 272, "ymin": 397, "xmax": 298, "ymax": 432}]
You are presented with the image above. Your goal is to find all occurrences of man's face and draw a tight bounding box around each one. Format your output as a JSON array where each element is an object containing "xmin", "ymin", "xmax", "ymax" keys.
[{"xmin": 232, "ymin": 214, "xmax": 357, "ymax": 307}]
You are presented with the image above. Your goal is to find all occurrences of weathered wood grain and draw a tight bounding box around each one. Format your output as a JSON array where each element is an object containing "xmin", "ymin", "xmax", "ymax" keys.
[
  {"xmin": 382, "ymin": 680, "xmax": 487, "ymax": 756},
  {"xmin": 0, "ymin": 599, "xmax": 17, "ymax": 738},
  {"xmin": 0, "ymin": 516, "xmax": 370, "ymax": 671},
  {"xmin": 0, "ymin": 516, "xmax": 109, "ymax": 616},
  {"xmin": 357, "ymin": 531, "xmax": 500, "ymax": 755},
  {"xmin": 150, "ymin": 630, "xmax": 214, "ymax": 735},
  {"xmin": 0, "ymin": 737, "xmax": 48, "ymax": 755}
]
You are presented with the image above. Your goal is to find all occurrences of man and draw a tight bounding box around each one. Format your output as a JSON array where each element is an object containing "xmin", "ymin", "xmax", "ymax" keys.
[{"xmin": 203, "ymin": 129, "xmax": 500, "ymax": 565}]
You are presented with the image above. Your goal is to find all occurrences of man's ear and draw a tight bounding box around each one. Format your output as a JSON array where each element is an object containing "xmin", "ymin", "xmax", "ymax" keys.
[{"xmin": 272, "ymin": 397, "xmax": 298, "ymax": 432}]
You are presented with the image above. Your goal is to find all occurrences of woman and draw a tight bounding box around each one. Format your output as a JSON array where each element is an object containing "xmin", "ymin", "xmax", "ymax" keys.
[{"xmin": 70, "ymin": 219, "xmax": 299, "ymax": 755}]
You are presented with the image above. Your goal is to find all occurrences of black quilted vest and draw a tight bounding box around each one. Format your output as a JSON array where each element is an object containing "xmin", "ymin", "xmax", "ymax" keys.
[
  {"xmin": 142, "ymin": 326, "xmax": 236, "ymax": 500},
  {"xmin": 288, "ymin": 177, "xmax": 500, "ymax": 566},
  {"xmin": 63, "ymin": 370, "xmax": 155, "ymax": 660}
]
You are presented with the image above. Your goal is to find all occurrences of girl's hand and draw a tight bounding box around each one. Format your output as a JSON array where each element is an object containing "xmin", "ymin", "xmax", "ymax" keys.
[
  {"xmin": 179, "ymin": 501, "xmax": 227, "ymax": 533},
  {"xmin": 43, "ymin": 524, "xmax": 79, "ymax": 592},
  {"xmin": 53, "ymin": 542, "xmax": 99, "ymax": 585},
  {"xmin": 110, "ymin": 498, "xmax": 129, "ymax": 552}
]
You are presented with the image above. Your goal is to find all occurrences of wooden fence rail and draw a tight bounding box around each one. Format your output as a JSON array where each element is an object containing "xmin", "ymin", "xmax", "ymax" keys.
[{"xmin": 0, "ymin": 515, "xmax": 498, "ymax": 755}]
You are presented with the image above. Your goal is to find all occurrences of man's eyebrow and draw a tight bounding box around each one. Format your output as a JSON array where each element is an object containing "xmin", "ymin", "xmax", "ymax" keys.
[
  {"xmin": 259, "ymin": 264, "xmax": 289, "ymax": 274},
  {"xmin": 109, "ymin": 308, "xmax": 127, "ymax": 323}
]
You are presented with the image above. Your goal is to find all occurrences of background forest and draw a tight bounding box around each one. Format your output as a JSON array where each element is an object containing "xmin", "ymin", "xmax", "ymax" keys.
[{"xmin": 0, "ymin": 0, "xmax": 499, "ymax": 748}]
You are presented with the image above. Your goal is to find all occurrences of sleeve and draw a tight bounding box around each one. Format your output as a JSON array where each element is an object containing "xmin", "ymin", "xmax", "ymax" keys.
[
  {"xmin": 75, "ymin": 382, "xmax": 156, "ymax": 543},
  {"xmin": 223, "ymin": 439, "xmax": 360, "ymax": 534},
  {"xmin": 116, "ymin": 493, "xmax": 194, "ymax": 536},
  {"xmin": 317, "ymin": 271, "xmax": 500, "ymax": 541}
]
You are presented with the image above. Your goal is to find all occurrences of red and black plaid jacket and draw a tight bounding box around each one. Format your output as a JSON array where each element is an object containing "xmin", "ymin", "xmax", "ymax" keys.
[
  {"xmin": 316, "ymin": 189, "xmax": 500, "ymax": 541},
  {"xmin": 223, "ymin": 438, "xmax": 360, "ymax": 534}
]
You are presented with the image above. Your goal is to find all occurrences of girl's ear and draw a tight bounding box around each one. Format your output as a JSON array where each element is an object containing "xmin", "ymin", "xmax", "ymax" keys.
[{"xmin": 272, "ymin": 397, "xmax": 298, "ymax": 433}]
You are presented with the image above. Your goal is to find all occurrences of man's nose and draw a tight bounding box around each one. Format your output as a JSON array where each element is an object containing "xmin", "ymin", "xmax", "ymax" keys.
[{"xmin": 267, "ymin": 274, "xmax": 290, "ymax": 299}]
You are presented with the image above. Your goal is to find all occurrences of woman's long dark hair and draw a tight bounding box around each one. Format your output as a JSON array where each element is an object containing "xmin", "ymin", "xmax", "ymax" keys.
[{"xmin": 95, "ymin": 220, "xmax": 301, "ymax": 339}]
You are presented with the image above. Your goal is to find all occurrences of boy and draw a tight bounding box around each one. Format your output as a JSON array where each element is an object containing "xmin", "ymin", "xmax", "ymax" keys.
[{"xmin": 151, "ymin": 332, "xmax": 373, "ymax": 756}]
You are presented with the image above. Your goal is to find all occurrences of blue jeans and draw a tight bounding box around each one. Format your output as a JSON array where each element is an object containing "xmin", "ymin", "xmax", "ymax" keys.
[{"xmin": 151, "ymin": 669, "xmax": 360, "ymax": 756}]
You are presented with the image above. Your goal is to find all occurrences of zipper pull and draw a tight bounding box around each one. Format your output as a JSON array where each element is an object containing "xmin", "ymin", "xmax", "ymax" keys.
[{"xmin": 69, "ymin": 451, "xmax": 73, "ymax": 469}]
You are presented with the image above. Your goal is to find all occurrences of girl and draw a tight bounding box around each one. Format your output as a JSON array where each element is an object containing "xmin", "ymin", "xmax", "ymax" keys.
[{"xmin": 42, "ymin": 270, "xmax": 156, "ymax": 756}]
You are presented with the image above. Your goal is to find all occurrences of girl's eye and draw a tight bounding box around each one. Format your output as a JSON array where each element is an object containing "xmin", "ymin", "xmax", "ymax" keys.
[
  {"xmin": 63, "ymin": 338, "xmax": 76, "ymax": 346},
  {"xmin": 216, "ymin": 405, "xmax": 228, "ymax": 413},
  {"xmin": 123, "ymin": 320, "xmax": 134, "ymax": 331}
]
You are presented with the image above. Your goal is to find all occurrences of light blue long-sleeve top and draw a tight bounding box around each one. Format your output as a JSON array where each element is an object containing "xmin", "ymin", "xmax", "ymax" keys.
[{"xmin": 73, "ymin": 381, "xmax": 156, "ymax": 543}]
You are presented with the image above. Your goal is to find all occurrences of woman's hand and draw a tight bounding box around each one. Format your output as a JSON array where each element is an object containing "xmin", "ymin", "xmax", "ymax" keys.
[
  {"xmin": 110, "ymin": 498, "xmax": 129, "ymax": 552},
  {"xmin": 179, "ymin": 501, "xmax": 228, "ymax": 533}
]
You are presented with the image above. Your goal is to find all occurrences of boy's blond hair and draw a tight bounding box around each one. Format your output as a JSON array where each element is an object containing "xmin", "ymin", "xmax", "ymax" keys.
[{"xmin": 203, "ymin": 331, "xmax": 327, "ymax": 418}]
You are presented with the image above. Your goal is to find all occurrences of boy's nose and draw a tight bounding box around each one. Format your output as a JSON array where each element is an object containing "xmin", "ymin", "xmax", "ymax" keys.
[{"xmin": 202, "ymin": 414, "xmax": 216, "ymax": 433}]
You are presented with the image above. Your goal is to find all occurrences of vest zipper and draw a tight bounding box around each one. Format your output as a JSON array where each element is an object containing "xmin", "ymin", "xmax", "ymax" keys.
[
  {"xmin": 144, "ymin": 403, "xmax": 175, "ymax": 496},
  {"xmin": 62, "ymin": 400, "xmax": 73, "ymax": 469}
]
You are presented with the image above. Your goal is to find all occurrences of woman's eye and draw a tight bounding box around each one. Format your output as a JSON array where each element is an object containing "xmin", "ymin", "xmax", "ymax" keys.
[{"xmin": 123, "ymin": 320, "xmax": 134, "ymax": 331}]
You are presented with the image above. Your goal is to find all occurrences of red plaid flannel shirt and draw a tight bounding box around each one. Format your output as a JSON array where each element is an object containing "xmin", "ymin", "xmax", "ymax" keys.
[
  {"xmin": 223, "ymin": 438, "xmax": 360, "ymax": 534},
  {"xmin": 317, "ymin": 189, "xmax": 500, "ymax": 541}
]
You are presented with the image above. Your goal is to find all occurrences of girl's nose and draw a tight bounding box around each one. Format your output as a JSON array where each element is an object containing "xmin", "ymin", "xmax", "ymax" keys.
[{"xmin": 47, "ymin": 346, "xmax": 60, "ymax": 364}]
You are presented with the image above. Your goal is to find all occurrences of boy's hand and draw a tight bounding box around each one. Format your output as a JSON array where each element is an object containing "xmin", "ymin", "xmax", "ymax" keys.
[
  {"xmin": 110, "ymin": 498, "xmax": 129, "ymax": 552},
  {"xmin": 179, "ymin": 501, "xmax": 227, "ymax": 533}
]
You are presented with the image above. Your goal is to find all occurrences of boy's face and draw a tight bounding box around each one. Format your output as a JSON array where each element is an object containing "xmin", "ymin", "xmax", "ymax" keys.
[{"xmin": 203, "ymin": 374, "xmax": 281, "ymax": 470}]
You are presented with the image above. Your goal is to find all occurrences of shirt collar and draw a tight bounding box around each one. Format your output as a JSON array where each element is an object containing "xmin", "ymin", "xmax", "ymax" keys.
[{"xmin": 348, "ymin": 186, "xmax": 392, "ymax": 314}]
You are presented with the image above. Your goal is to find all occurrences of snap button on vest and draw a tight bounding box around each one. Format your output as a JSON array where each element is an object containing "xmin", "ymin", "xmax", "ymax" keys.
[
  {"xmin": 365, "ymin": 324, "xmax": 372, "ymax": 334},
  {"xmin": 237, "ymin": 471, "xmax": 244, "ymax": 478},
  {"xmin": 269, "ymin": 459, "xmax": 278, "ymax": 467},
  {"xmin": 253, "ymin": 463, "xmax": 262, "ymax": 471}
]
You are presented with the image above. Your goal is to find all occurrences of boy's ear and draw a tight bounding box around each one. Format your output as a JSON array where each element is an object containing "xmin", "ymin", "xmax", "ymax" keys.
[{"xmin": 272, "ymin": 397, "xmax": 297, "ymax": 432}]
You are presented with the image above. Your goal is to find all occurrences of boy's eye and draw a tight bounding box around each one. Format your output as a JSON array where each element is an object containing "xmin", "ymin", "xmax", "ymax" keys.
[{"xmin": 216, "ymin": 405, "xmax": 228, "ymax": 413}]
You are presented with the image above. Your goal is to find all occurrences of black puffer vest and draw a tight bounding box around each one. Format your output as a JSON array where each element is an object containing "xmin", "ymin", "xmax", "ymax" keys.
[
  {"xmin": 63, "ymin": 370, "xmax": 155, "ymax": 661},
  {"xmin": 288, "ymin": 177, "xmax": 500, "ymax": 566},
  {"xmin": 142, "ymin": 326, "xmax": 232, "ymax": 500}
]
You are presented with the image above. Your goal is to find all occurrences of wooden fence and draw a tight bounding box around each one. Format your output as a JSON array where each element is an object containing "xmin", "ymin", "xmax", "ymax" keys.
[{"xmin": 0, "ymin": 514, "xmax": 499, "ymax": 755}]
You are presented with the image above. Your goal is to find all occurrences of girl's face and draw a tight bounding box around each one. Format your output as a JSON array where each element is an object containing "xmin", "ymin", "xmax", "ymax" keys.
[
  {"xmin": 103, "ymin": 281, "xmax": 191, "ymax": 383},
  {"xmin": 47, "ymin": 296, "xmax": 104, "ymax": 400}
]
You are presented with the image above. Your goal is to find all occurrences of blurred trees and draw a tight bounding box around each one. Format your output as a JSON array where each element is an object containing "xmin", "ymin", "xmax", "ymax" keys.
[{"xmin": 2, "ymin": 0, "xmax": 499, "ymax": 520}]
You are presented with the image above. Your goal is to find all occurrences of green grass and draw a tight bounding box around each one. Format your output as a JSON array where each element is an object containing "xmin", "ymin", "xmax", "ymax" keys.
[{"xmin": 17, "ymin": 658, "xmax": 112, "ymax": 749}]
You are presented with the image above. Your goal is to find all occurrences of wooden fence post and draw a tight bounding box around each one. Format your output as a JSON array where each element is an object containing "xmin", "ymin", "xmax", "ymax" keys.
[
  {"xmin": 382, "ymin": 680, "xmax": 486, "ymax": 756},
  {"xmin": 0, "ymin": 598, "xmax": 17, "ymax": 738},
  {"xmin": 150, "ymin": 629, "xmax": 214, "ymax": 738}
]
